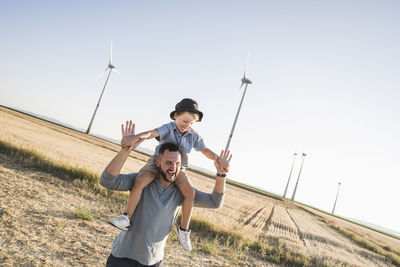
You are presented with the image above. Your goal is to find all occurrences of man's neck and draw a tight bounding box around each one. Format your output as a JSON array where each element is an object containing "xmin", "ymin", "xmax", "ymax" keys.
[{"xmin": 157, "ymin": 175, "xmax": 173, "ymax": 190}]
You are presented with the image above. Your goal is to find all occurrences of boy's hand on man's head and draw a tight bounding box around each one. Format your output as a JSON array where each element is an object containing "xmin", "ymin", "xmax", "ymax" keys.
[{"xmin": 121, "ymin": 120, "xmax": 144, "ymax": 151}]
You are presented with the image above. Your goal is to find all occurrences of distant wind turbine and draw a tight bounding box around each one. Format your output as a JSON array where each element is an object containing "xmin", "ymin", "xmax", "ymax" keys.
[
  {"xmin": 332, "ymin": 182, "xmax": 342, "ymax": 214},
  {"xmin": 225, "ymin": 53, "xmax": 252, "ymax": 150},
  {"xmin": 86, "ymin": 41, "xmax": 120, "ymax": 134},
  {"xmin": 283, "ymin": 153, "xmax": 297, "ymax": 198},
  {"xmin": 291, "ymin": 153, "xmax": 307, "ymax": 201}
]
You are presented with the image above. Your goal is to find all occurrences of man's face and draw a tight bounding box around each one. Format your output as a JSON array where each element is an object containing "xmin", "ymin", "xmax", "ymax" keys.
[{"xmin": 156, "ymin": 150, "xmax": 181, "ymax": 183}]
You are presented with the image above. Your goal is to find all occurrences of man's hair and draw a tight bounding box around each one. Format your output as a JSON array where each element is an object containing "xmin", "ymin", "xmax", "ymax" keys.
[{"xmin": 158, "ymin": 143, "xmax": 180, "ymax": 155}]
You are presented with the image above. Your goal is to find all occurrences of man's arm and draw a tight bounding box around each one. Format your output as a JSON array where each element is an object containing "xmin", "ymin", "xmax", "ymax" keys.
[
  {"xmin": 106, "ymin": 121, "xmax": 144, "ymax": 175},
  {"xmin": 100, "ymin": 170, "xmax": 137, "ymax": 191},
  {"xmin": 99, "ymin": 121, "xmax": 144, "ymax": 191},
  {"xmin": 194, "ymin": 150, "xmax": 232, "ymax": 208},
  {"xmin": 105, "ymin": 147, "xmax": 131, "ymax": 176}
]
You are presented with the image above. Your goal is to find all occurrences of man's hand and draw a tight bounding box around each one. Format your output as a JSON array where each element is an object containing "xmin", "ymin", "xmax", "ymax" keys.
[
  {"xmin": 121, "ymin": 120, "xmax": 145, "ymax": 152},
  {"xmin": 214, "ymin": 150, "xmax": 232, "ymax": 174}
]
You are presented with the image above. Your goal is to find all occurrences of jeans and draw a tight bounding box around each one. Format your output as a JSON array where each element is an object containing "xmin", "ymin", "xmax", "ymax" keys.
[{"xmin": 106, "ymin": 254, "xmax": 164, "ymax": 267}]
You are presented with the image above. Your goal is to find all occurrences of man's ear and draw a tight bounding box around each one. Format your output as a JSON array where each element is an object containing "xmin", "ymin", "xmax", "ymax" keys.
[{"xmin": 155, "ymin": 156, "xmax": 161, "ymax": 167}]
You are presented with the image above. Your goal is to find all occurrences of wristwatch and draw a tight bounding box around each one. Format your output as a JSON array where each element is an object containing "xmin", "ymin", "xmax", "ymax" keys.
[{"xmin": 216, "ymin": 173, "xmax": 226, "ymax": 178}]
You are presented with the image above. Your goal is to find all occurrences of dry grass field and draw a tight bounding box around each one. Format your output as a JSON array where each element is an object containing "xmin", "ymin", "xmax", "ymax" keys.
[{"xmin": 1, "ymin": 105, "xmax": 399, "ymax": 266}]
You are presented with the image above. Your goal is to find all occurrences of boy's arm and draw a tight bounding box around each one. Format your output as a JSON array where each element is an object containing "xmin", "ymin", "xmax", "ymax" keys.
[
  {"xmin": 137, "ymin": 129, "xmax": 160, "ymax": 140},
  {"xmin": 200, "ymin": 148, "xmax": 219, "ymax": 161}
]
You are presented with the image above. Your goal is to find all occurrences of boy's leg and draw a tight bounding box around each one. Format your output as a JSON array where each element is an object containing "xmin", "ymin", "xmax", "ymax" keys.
[
  {"xmin": 108, "ymin": 171, "xmax": 155, "ymax": 231},
  {"xmin": 175, "ymin": 175, "xmax": 195, "ymax": 229},
  {"xmin": 108, "ymin": 158, "xmax": 158, "ymax": 231},
  {"xmin": 175, "ymin": 171, "xmax": 195, "ymax": 251},
  {"xmin": 124, "ymin": 170, "xmax": 156, "ymax": 218}
]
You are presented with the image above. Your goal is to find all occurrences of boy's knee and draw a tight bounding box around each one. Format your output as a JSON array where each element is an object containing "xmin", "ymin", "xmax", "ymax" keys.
[
  {"xmin": 134, "ymin": 172, "xmax": 154, "ymax": 189},
  {"xmin": 185, "ymin": 186, "xmax": 195, "ymax": 201}
]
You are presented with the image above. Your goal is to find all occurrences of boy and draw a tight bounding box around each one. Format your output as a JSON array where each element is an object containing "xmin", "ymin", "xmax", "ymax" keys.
[{"xmin": 108, "ymin": 98, "xmax": 220, "ymax": 251}]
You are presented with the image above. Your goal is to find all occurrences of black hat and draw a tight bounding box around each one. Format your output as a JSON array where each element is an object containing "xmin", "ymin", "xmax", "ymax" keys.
[{"xmin": 170, "ymin": 98, "xmax": 203, "ymax": 121}]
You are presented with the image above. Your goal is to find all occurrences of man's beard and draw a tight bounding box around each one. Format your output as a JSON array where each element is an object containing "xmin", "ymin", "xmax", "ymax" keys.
[{"xmin": 158, "ymin": 168, "xmax": 175, "ymax": 182}]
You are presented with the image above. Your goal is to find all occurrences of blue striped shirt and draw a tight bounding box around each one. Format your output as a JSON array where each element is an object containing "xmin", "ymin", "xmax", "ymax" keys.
[{"xmin": 154, "ymin": 122, "xmax": 206, "ymax": 168}]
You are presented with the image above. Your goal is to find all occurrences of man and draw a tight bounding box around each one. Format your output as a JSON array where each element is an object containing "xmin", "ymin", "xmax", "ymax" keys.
[{"xmin": 100, "ymin": 121, "xmax": 231, "ymax": 267}]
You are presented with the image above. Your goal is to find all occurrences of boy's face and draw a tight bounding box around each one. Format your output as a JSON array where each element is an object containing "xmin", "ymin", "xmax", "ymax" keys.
[
  {"xmin": 156, "ymin": 150, "xmax": 181, "ymax": 183},
  {"xmin": 174, "ymin": 112, "xmax": 197, "ymax": 134}
]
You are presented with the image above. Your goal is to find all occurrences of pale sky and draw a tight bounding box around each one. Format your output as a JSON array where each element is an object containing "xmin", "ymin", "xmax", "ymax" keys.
[{"xmin": 1, "ymin": 1, "xmax": 399, "ymax": 234}]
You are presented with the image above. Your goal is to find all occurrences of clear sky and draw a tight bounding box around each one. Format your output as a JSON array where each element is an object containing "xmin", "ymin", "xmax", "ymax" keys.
[{"xmin": 1, "ymin": 1, "xmax": 399, "ymax": 234}]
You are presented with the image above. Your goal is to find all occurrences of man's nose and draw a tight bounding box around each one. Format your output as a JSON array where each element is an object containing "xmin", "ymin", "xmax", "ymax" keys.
[{"xmin": 169, "ymin": 165, "xmax": 176, "ymax": 171}]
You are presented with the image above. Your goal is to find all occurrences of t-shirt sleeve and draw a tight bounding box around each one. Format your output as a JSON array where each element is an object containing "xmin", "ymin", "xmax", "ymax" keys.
[
  {"xmin": 193, "ymin": 188, "xmax": 224, "ymax": 208},
  {"xmin": 193, "ymin": 133, "xmax": 206, "ymax": 151},
  {"xmin": 156, "ymin": 123, "xmax": 171, "ymax": 140},
  {"xmin": 99, "ymin": 170, "xmax": 138, "ymax": 191}
]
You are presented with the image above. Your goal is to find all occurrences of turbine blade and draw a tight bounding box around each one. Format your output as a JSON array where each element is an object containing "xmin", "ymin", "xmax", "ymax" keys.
[
  {"xmin": 113, "ymin": 68, "xmax": 120, "ymax": 75},
  {"xmin": 109, "ymin": 40, "xmax": 113, "ymax": 65},
  {"xmin": 95, "ymin": 68, "xmax": 108, "ymax": 82},
  {"xmin": 239, "ymin": 82, "xmax": 244, "ymax": 90}
]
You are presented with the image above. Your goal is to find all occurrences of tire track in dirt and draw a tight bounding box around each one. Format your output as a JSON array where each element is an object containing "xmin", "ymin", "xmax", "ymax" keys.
[
  {"xmin": 263, "ymin": 205, "xmax": 275, "ymax": 231},
  {"xmin": 244, "ymin": 205, "xmax": 274, "ymax": 231},
  {"xmin": 244, "ymin": 206, "xmax": 265, "ymax": 226},
  {"xmin": 237, "ymin": 205, "xmax": 257, "ymax": 224},
  {"xmin": 286, "ymin": 208, "xmax": 307, "ymax": 247}
]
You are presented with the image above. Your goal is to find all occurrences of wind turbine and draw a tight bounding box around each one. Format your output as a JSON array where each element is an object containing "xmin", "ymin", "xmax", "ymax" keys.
[
  {"xmin": 86, "ymin": 41, "xmax": 120, "ymax": 134},
  {"xmin": 225, "ymin": 53, "xmax": 252, "ymax": 150},
  {"xmin": 291, "ymin": 153, "xmax": 307, "ymax": 201},
  {"xmin": 283, "ymin": 153, "xmax": 297, "ymax": 198},
  {"xmin": 332, "ymin": 182, "xmax": 342, "ymax": 214}
]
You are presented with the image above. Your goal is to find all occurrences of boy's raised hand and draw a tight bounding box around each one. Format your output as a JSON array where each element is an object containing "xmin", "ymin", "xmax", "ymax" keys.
[
  {"xmin": 214, "ymin": 150, "xmax": 232, "ymax": 174},
  {"xmin": 121, "ymin": 120, "xmax": 145, "ymax": 152}
]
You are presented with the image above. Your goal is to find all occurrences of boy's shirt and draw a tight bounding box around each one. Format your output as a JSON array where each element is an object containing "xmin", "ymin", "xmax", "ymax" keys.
[{"xmin": 154, "ymin": 122, "xmax": 205, "ymax": 168}]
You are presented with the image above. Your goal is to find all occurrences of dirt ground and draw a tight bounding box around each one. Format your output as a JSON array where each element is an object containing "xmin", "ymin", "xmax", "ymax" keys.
[
  {"xmin": 1, "ymin": 106, "xmax": 399, "ymax": 266},
  {"xmin": 0, "ymin": 152, "xmax": 266, "ymax": 266}
]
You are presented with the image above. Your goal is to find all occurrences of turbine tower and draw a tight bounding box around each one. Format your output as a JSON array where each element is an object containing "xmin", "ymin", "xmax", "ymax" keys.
[
  {"xmin": 291, "ymin": 153, "xmax": 307, "ymax": 201},
  {"xmin": 283, "ymin": 153, "xmax": 297, "ymax": 198},
  {"xmin": 225, "ymin": 53, "xmax": 252, "ymax": 150},
  {"xmin": 86, "ymin": 41, "xmax": 120, "ymax": 134},
  {"xmin": 332, "ymin": 182, "xmax": 342, "ymax": 214}
]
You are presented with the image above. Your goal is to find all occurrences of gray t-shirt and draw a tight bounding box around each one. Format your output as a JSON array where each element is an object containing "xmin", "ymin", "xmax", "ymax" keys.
[
  {"xmin": 100, "ymin": 170, "xmax": 224, "ymax": 265},
  {"xmin": 154, "ymin": 122, "xmax": 206, "ymax": 168}
]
